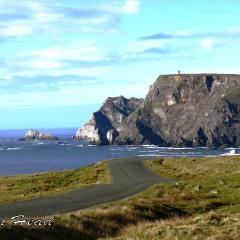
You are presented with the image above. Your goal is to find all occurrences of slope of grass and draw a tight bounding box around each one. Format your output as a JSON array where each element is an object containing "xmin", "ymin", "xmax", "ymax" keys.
[
  {"xmin": 0, "ymin": 156, "xmax": 239, "ymax": 240},
  {"xmin": 224, "ymin": 86, "xmax": 240, "ymax": 104},
  {"xmin": 145, "ymin": 156, "xmax": 240, "ymax": 214},
  {"xmin": 114, "ymin": 212, "xmax": 240, "ymax": 240},
  {"xmin": 0, "ymin": 161, "xmax": 111, "ymax": 204}
]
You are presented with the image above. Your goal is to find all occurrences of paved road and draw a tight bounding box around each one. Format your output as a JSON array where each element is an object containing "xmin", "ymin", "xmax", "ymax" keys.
[{"xmin": 0, "ymin": 157, "xmax": 172, "ymax": 217}]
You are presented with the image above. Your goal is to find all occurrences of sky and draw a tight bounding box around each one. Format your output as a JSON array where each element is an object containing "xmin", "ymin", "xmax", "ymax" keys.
[{"xmin": 0, "ymin": 0, "xmax": 240, "ymax": 129}]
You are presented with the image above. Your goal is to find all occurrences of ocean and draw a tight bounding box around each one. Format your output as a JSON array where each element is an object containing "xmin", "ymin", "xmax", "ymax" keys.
[{"xmin": 0, "ymin": 128, "xmax": 239, "ymax": 176}]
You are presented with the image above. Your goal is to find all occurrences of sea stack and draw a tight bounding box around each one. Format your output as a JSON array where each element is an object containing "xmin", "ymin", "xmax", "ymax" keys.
[{"xmin": 24, "ymin": 129, "xmax": 58, "ymax": 140}]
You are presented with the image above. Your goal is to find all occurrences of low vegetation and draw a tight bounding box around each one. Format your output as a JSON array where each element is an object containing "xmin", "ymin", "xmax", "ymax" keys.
[
  {"xmin": 0, "ymin": 156, "xmax": 239, "ymax": 239},
  {"xmin": 0, "ymin": 161, "xmax": 111, "ymax": 204}
]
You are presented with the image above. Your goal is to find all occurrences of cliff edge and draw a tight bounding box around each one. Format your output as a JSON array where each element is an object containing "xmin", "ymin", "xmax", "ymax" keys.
[
  {"xmin": 75, "ymin": 96, "xmax": 143, "ymax": 144},
  {"xmin": 76, "ymin": 74, "xmax": 240, "ymax": 147}
]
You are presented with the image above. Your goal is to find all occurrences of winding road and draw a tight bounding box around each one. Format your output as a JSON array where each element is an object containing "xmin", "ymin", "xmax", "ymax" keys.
[{"xmin": 0, "ymin": 157, "xmax": 172, "ymax": 217}]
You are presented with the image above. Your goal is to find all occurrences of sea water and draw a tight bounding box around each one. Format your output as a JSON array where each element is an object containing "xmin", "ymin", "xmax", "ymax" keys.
[{"xmin": 0, "ymin": 128, "xmax": 239, "ymax": 176}]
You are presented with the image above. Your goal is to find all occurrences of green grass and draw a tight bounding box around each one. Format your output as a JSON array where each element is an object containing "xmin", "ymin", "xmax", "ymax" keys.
[
  {"xmin": 0, "ymin": 156, "xmax": 239, "ymax": 240},
  {"xmin": 224, "ymin": 86, "xmax": 240, "ymax": 104},
  {"xmin": 0, "ymin": 161, "xmax": 111, "ymax": 204},
  {"xmin": 145, "ymin": 156, "xmax": 240, "ymax": 214}
]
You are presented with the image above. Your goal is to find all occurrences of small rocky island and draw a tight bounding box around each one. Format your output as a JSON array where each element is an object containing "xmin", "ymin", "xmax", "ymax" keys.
[
  {"xmin": 24, "ymin": 129, "xmax": 58, "ymax": 140},
  {"xmin": 75, "ymin": 74, "xmax": 240, "ymax": 147}
]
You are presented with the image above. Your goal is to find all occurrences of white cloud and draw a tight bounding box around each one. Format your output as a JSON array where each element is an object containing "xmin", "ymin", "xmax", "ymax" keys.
[
  {"xmin": 13, "ymin": 66, "xmax": 107, "ymax": 78},
  {"xmin": 0, "ymin": 68, "xmax": 13, "ymax": 81},
  {"xmin": 1, "ymin": 25, "xmax": 33, "ymax": 37},
  {"xmin": 31, "ymin": 44, "xmax": 103, "ymax": 62},
  {"xmin": 174, "ymin": 30, "xmax": 195, "ymax": 37},
  {"xmin": 121, "ymin": 0, "xmax": 140, "ymax": 14},
  {"xmin": 0, "ymin": 0, "xmax": 137, "ymax": 39},
  {"xmin": 227, "ymin": 27, "xmax": 240, "ymax": 34},
  {"xmin": 201, "ymin": 38, "xmax": 215, "ymax": 50},
  {"xmin": 28, "ymin": 60, "xmax": 64, "ymax": 70},
  {"xmin": 1, "ymin": 41, "xmax": 109, "ymax": 79}
]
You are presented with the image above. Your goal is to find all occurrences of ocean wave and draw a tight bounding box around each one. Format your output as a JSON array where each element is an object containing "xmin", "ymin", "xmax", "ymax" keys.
[
  {"xmin": 137, "ymin": 154, "xmax": 163, "ymax": 157},
  {"xmin": 6, "ymin": 147, "xmax": 22, "ymax": 151},
  {"xmin": 57, "ymin": 142, "xmax": 70, "ymax": 146},
  {"xmin": 142, "ymin": 145, "xmax": 160, "ymax": 149},
  {"xmin": 221, "ymin": 149, "xmax": 240, "ymax": 156},
  {"xmin": 163, "ymin": 147, "xmax": 197, "ymax": 150},
  {"xmin": 34, "ymin": 142, "xmax": 44, "ymax": 145},
  {"xmin": 142, "ymin": 145, "xmax": 156, "ymax": 147},
  {"xmin": 224, "ymin": 147, "xmax": 240, "ymax": 150}
]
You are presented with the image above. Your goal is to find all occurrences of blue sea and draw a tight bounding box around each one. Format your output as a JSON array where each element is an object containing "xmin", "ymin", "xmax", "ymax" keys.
[{"xmin": 0, "ymin": 128, "xmax": 239, "ymax": 176}]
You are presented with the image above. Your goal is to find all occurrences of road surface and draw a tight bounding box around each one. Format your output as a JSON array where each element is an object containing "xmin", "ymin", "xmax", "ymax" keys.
[{"xmin": 0, "ymin": 157, "xmax": 172, "ymax": 217}]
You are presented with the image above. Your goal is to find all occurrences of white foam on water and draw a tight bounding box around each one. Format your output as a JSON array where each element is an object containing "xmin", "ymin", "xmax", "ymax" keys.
[
  {"xmin": 137, "ymin": 154, "xmax": 163, "ymax": 157},
  {"xmin": 58, "ymin": 143, "xmax": 70, "ymax": 146},
  {"xmin": 221, "ymin": 149, "xmax": 240, "ymax": 156},
  {"xmin": 6, "ymin": 147, "xmax": 22, "ymax": 151}
]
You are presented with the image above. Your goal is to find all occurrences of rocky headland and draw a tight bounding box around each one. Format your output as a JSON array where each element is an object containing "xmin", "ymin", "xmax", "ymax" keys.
[
  {"xmin": 75, "ymin": 74, "xmax": 240, "ymax": 147},
  {"xmin": 75, "ymin": 96, "xmax": 143, "ymax": 144}
]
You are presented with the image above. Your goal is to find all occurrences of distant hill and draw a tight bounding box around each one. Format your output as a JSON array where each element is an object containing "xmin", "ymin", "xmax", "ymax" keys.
[{"xmin": 75, "ymin": 74, "xmax": 240, "ymax": 147}]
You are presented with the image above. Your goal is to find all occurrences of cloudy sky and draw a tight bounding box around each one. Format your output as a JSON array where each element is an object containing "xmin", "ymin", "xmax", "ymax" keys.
[{"xmin": 0, "ymin": 0, "xmax": 240, "ymax": 129}]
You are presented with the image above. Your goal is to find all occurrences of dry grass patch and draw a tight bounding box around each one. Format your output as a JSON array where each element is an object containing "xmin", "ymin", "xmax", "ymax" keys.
[{"xmin": 112, "ymin": 212, "xmax": 240, "ymax": 240}]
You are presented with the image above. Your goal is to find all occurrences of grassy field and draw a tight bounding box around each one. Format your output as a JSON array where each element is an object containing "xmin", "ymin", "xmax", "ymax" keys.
[
  {"xmin": 0, "ymin": 156, "xmax": 239, "ymax": 240},
  {"xmin": 0, "ymin": 161, "xmax": 111, "ymax": 204}
]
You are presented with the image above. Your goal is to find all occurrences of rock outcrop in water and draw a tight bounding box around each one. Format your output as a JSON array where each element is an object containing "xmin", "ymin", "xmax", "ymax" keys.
[
  {"xmin": 75, "ymin": 96, "xmax": 143, "ymax": 144},
  {"xmin": 24, "ymin": 129, "xmax": 58, "ymax": 140},
  {"xmin": 76, "ymin": 74, "xmax": 240, "ymax": 147}
]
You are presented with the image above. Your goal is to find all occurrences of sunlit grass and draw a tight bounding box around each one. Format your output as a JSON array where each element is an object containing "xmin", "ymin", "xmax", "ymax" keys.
[{"xmin": 0, "ymin": 161, "xmax": 111, "ymax": 204}]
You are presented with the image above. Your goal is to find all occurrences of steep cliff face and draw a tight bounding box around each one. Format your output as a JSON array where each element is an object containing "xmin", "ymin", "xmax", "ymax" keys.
[
  {"xmin": 75, "ymin": 96, "xmax": 143, "ymax": 144},
  {"xmin": 116, "ymin": 74, "xmax": 240, "ymax": 147},
  {"xmin": 76, "ymin": 74, "xmax": 240, "ymax": 147}
]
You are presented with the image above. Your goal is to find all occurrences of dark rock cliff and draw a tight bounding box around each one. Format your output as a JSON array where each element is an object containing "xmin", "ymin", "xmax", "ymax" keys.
[
  {"xmin": 76, "ymin": 74, "xmax": 240, "ymax": 147},
  {"xmin": 75, "ymin": 96, "xmax": 143, "ymax": 144}
]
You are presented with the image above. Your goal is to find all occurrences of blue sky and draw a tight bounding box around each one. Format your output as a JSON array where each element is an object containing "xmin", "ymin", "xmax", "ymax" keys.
[{"xmin": 0, "ymin": 0, "xmax": 240, "ymax": 129}]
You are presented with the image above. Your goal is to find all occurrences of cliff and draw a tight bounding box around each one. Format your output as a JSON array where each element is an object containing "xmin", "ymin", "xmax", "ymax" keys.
[
  {"xmin": 75, "ymin": 96, "xmax": 143, "ymax": 144},
  {"xmin": 76, "ymin": 74, "xmax": 240, "ymax": 147},
  {"xmin": 24, "ymin": 129, "xmax": 58, "ymax": 140}
]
